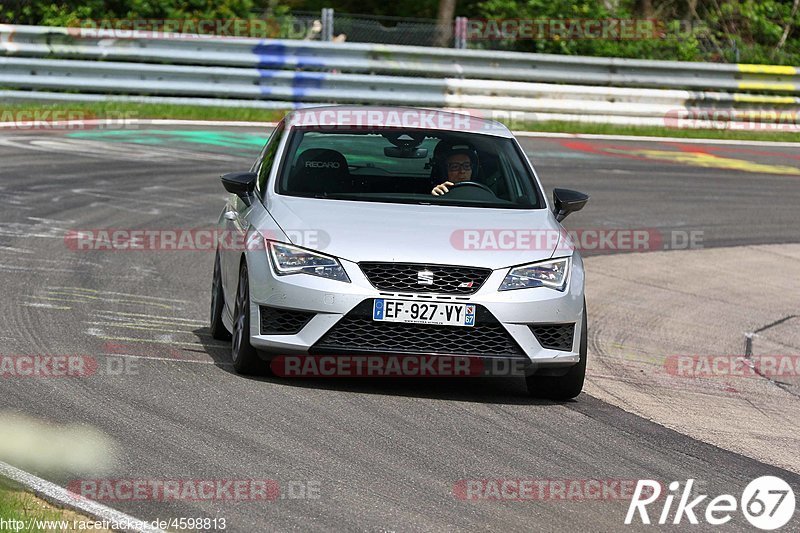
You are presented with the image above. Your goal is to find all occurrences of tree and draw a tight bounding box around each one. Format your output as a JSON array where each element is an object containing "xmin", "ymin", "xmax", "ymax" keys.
[
  {"xmin": 435, "ymin": 0, "xmax": 456, "ymax": 47},
  {"xmin": 775, "ymin": 0, "xmax": 800, "ymax": 53}
]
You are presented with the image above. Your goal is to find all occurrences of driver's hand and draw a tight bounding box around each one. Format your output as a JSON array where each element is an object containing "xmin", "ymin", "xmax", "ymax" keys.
[{"xmin": 431, "ymin": 181, "xmax": 454, "ymax": 196}]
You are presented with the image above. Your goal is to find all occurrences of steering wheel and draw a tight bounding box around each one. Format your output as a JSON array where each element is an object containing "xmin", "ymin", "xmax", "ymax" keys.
[{"xmin": 449, "ymin": 181, "xmax": 494, "ymax": 194}]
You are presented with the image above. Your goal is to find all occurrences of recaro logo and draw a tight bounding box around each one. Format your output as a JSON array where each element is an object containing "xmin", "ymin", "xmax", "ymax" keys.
[
  {"xmin": 305, "ymin": 161, "xmax": 340, "ymax": 168},
  {"xmin": 417, "ymin": 270, "xmax": 434, "ymax": 285}
]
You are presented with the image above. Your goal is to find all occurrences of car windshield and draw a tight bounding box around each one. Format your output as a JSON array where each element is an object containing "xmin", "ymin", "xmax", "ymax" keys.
[{"xmin": 276, "ymin": 128, "xmax": 544, "ymax": 209}]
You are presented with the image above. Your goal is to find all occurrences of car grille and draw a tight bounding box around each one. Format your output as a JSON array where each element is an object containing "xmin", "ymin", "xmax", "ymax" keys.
[
  {"xmin": 530, "ymin": 324, "xmax": 575, "ymax": 351},
  {"xmin": 311, "ymin": 301, "xmax": 525, "ymax": 358},
  {"xmin": 359, "ymin": 262, "xmax": 491, "ymax": 295},
  {"xmin": 260, "ymin": 306, "xmax": 315, "ymax": 335}
]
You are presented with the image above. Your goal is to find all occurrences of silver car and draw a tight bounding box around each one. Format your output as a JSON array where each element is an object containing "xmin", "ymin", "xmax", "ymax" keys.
[{"xmin": 210, "ymin": 106, "xmax": 589, "ymax": 399}]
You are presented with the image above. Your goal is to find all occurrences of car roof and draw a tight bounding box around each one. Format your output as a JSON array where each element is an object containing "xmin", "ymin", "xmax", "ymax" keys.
[{"xmin": 283, "ymin": 105, "xmax": 514, "ymax": 138}]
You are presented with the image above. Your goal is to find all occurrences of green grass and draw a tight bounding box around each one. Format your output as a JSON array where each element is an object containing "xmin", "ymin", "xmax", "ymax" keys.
[
  {"xmin": 1, "ymin": 101, "xmax": 289, "ymax": 123},
  {"xmin": 0, "ymin": 479, "xmax": 113, "ymax": 533},
  {"xmin": 0, "ymin": 481, "xmax": 67, "ymax": 532},
  {"xmin": 2, "ymin": 101, "xmax": 798, "ymax": 142}
]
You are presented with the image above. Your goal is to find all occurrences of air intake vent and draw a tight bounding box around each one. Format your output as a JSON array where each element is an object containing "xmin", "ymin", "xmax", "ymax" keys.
[
  {"xmin": 311, "ymin": 300, "xmax": 525, "ymax": 358},
  {"xmin": 260, "ymin": 306, "xmax": 314, "ymax": 335},
  {"xmin": 530, "ymin": 324, "xmax": 575, "ymax": 351}
]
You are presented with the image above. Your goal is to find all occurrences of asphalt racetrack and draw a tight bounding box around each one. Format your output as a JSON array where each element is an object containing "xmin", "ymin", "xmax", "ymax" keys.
[{"xmin": 1, "ymin": 125, "xmax": 799, "ymax": 532}]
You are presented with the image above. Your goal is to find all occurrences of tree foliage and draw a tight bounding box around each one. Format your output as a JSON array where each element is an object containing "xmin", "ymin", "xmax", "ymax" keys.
[
  {"xmin": 475, "ymin": 0, "xmax": 800, "ymax": 64},
  {"xmin": 2, "ymin": 0, "xmax": 798, "ymax": 64},
  {"xmin": 2, "ymin": 0, "xmax": 258, "ymax": 26}
]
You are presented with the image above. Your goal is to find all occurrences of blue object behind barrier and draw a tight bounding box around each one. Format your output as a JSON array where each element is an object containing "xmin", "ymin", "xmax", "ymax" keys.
[
  {"xmin": 257, "ymin": 69, "xmax": 326, "ymax": 98},
  {"xmin": 252, "ymin": 42, "xmax": 327, "ymax": 69}
]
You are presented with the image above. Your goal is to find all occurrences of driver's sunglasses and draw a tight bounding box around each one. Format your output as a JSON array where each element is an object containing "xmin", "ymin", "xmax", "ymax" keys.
[{"xmin": 447, "ymin": 162, "xmax": 474, "ymax": 172}]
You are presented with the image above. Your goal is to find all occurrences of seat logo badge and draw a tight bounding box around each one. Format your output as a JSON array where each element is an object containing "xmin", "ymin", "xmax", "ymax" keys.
[
  {"xmin": 458, "ymin": 281, "xmax": 474, "ymax": 288},
  {"xmin": 417, "ymin": 270, "xmax": 434, "ymax": 285}
]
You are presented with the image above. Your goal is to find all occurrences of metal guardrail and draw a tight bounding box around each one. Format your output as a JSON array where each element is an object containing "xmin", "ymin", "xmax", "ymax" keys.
[{"xmin": 1, "ymin": 24, "xmax": 798, "ymax": 127}]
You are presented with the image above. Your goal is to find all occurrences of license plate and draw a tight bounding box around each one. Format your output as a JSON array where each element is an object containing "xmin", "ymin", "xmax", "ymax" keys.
[{"xmin": 372, "ymin": 299, "xmax": 475, "ymax": 327}]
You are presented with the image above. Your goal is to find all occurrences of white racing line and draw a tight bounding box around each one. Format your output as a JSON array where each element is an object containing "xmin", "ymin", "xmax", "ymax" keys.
[
  {"xmin": 0, "ymin": 460, "xmax": 164, "ymax": 533},
  {"xmin": 98, "ymin": 352, "xmax": 229, "ymax": 365},
  {"xmin": 1, "ymin": 118, "xmax": 799, "ymax": 147}
]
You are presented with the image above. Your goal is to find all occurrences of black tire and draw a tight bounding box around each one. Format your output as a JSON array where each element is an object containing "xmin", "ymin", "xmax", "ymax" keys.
[
  {"xmin": 210, "ymin": 250, "xmax": 231, "ymax": 341},
  {"xmin": 231, "ymin": 262, "xmax": 264, "ymax": 375},
  {"xmin": 526, "ymin": 302, "xmax": 587, "ymax": 400}
]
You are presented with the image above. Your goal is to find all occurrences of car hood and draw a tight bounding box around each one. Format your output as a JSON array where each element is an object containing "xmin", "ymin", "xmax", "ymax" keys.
[{"xmin": 266, "ymin": 196, "xmax": 565, "ymax": 270}]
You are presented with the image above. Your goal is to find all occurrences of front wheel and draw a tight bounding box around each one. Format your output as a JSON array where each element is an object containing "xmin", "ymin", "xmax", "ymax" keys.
[
  {"xmin": 231, "ymin": 262, "xmax": 265, "ymax": 375},
  {"xmin": 526, "ymin": 302, "xmax": 587, "ymax": 400},
  {"xmin": 210, "ymin": 250, "xmax": 231, "ymax": 341}
]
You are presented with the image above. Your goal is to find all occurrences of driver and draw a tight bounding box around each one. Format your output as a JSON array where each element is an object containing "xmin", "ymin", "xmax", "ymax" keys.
[{"xmin": 430, "ymin": 147, "xmax": 479, "ymax": 196}]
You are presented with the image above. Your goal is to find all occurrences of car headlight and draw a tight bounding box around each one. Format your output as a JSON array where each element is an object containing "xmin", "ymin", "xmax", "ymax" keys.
[
  {"xmin": 499, "ymin": 257, "xmax": 570, "ymax": 291},
  {"xmin": 268, "ymin": 241, "xmax": 350, "ymax": 282}
]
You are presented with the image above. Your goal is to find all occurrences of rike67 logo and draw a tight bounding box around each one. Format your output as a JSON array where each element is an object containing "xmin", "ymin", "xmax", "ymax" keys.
[{"xmin": 626, "ymin": 477, "xmax": 796, "ymax": 530}]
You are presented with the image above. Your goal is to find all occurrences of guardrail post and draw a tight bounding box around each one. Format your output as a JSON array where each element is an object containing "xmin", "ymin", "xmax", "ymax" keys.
[
  {"xmin": 321, "ymin": 8, "xmax": 334, "ymax": 42},
  {"xmin": 454, "ymin": 17, "xmax": 467, "ymax": 49}
]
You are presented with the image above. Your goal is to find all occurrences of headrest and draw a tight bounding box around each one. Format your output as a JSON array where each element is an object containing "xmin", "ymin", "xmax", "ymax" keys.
[
  {"xmin": 295, "ymin": 148, "xmax": 348, "ymax": 174},
  {"xmin": 291, "ymin": 148, "xmax": 350, "ymax": 194}
]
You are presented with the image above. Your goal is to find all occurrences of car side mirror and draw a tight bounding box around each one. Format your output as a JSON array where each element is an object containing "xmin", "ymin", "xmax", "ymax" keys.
[
  {"xmin": 553, "ymin": 188, "xmax": 589, "ymax": 222},
  {"xmin": 221, "ymin": 172, "xmax": 257, "ymax": 206}
]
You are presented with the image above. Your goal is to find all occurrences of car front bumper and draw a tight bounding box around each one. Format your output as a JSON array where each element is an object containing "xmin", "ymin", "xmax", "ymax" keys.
[{"xmin": 243, "ymin": 249, "xmax": 585, "ymax": 367}]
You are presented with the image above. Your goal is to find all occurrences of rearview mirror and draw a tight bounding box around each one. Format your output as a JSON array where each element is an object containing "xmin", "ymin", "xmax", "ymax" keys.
[
  {"xmin": 221, "ymin": 171, "xmax": 257, "ymax": 206},
  {"xmin": 552, "ymin": 188, "xmax": 589, "ymax": 222},
  {"xmin": 384, "ymin": 147, "xmax": 428, "ymax": 159}
]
